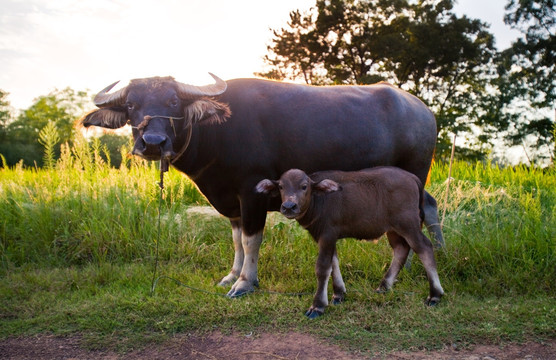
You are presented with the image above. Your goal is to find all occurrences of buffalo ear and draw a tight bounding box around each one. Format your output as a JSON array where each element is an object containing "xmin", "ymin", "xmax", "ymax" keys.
[
  {"xmin": 81, "ymin": 108, "xmax": 127, "ymax": 129},
  {"xmin": 184, "ymin": 98, "xmax": 231, "ymax": 125},
  {"xmin": 313, "ymin": 179, "xmax": 341, "ymax": 193},
  {"xmin": 255, "ymin": 179, "xmax": 279, "ymax": 196}
]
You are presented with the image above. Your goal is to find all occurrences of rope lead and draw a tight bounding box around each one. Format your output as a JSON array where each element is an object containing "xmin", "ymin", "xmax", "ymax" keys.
[{"xmin": 150, "ymin": 158, "xmax": 168, "ymax": 296}]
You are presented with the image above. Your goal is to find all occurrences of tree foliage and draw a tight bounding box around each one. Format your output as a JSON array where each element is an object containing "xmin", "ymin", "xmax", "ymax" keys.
[
  {"xmin": 500, "ymin": 0, "xmax": 555, "ymax": 157},
  {"xmin": 259, "ymin": 0, "xmax": 555, "ymax": 162},
  {"xmin": 0, "ymin": 90, "xmax": 11, "ymax": 145},
  {"xmin": 259, "ymin": 0, "xmax": 498, "ymax": 160},
  {"xmin": 0, "ymin": 88, "xmax": 131, "ymax": 168},
  {"xmin": 0, "ymin": 88, "xmax": 90, "ymax": 167}
]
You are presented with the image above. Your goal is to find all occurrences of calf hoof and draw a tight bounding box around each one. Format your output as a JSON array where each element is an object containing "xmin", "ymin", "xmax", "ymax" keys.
[
  {"xmin": 332, "ymin": 294, "xmax": 345, "ymax": 305},
  {"xmin": 376, "ymin": 279, "xmax": 394, "ymax": 294},
  {"xmin": 425, "ymin": 296, "xmax": 441, "ymax": 306},
  {"xmin": 375, "ymin": 285, "xmax": 390, "ymax": 294},
  {"xmin": 305, "ymin": 307, "xmax": 325, "ymax": 319}
]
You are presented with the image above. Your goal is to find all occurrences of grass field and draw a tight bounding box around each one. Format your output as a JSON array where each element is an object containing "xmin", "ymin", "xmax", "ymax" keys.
[{"xmin": 0, "ymin": 141, "xmax": 554, "ymax": 355}]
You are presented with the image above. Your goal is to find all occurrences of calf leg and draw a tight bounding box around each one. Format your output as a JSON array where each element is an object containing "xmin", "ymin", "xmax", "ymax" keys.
[
  {"xmin": 306, "ymin": 240, "xmax": 335, "ymax": 319},
  {"xmin": 331, "ymin": 249, "xmax": 346, "ymax": 305},
  {"xmin": 377, "ymin": 231, "xmax": 411, "ymax": 292},
  {"xmin": 218, "ymin": 219, "xmax": 244, "ymax": 287},
  {"xmin": 403, "ymin": 230, "xmax": 444, "ymax": 305},
  {"xmin": 405, "ymin": 191, "xmax": 444, "ymax": 270}
]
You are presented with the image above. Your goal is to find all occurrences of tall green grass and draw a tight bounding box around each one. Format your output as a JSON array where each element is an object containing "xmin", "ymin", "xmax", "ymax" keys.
[
  {"xmin": 0, "ymin": 142, "xmax": 554, "ymax": 353},
  {"xmin": 428, "ymin": 161, "xmax": 555, "ymax": 296},
  {"xmin": 0, "ymin": 136, "xmax": 207, "ymax": 268}
]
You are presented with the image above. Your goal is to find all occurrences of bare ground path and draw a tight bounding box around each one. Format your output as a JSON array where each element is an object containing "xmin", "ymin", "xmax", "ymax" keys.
[{"xmin": 1, "ymin": 332, "xmax": 554, "ymax": 360}]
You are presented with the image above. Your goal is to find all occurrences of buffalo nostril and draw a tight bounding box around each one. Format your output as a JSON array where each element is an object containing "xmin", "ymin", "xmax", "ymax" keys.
[
  {"xmin": 143, "ymin": 134, "xmax": 166, "ymax": 146},
  {"xmin": 281, "ymin": 201, "xmax": 298, "ymax": 211}
]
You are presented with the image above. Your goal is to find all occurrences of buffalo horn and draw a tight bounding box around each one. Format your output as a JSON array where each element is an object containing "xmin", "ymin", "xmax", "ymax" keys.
[
  {"xmin": 176, "ymin": 73, "xmax": 227, "ymax": 99},
  {"xmin": 93, "ymin": 81, "xmax": 127, "ymax": 108}
]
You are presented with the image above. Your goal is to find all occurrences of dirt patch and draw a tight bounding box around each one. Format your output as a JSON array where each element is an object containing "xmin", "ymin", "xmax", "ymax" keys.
[
  {"xmin": 389, "ymin": 341, "xmax": 555, "ymax": 360},
  {"xmin": 186, "ymin": 206, "xmax": 220, "ymax": 217},
  {"xmin": 1, "ymin": 332, "xmax": 554, "ymax": 359}
]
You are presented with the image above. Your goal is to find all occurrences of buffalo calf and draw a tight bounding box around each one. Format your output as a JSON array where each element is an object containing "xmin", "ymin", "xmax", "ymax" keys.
[{"xmin": 256, "ymin": 167, "xmax": 444, "ymax": 318}]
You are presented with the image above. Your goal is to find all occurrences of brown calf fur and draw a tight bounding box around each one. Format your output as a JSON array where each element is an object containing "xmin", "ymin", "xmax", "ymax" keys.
[{"xmin": 256, "ymin": 167, "xmax": 444, "ymax": 318}]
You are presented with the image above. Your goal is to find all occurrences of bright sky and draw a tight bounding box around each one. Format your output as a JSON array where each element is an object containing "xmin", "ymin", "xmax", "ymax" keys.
[{"xmin": 1, "ymin": 0, "xmax": 521, "ymax": 111}]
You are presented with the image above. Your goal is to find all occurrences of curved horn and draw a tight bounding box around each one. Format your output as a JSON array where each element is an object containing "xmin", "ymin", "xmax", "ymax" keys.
[
  {"xmin": 93, "ymin": 81, "xmax": 127, "ymax": 108},
  {"xmin": 176, "ymin": 73, "xmax": 227, "ymax": 99}
]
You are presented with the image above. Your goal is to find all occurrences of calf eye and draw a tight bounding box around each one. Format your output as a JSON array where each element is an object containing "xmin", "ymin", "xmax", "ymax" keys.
[{"xmin": 301, "ymin": 184, "xmax": 308, "ymax": 191}]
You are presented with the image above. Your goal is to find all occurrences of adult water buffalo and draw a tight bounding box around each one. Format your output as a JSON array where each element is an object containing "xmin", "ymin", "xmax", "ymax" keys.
[{"xmin": 81, "ymin": 73, "xmax": 444, "ymax": 297}]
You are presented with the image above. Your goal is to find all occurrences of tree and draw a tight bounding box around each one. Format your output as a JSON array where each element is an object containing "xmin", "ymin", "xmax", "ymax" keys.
[
  {"xmin": 500, "ymin": 0, "xmax": 555, "ymax": 161},
  {"xmin": 0, "ymin": 91, "xmax": 14, "ymax": 167},
  {"xmin": 0, "ymin": 90, "xmax": 11, "ymax": 142},
  {"xmin": 259, "ymin": 0, "xmax": 498, "ymax": 160},
  {"xmin": 2, "ymin": 88, "xmax": 90, "ymax": 167}
]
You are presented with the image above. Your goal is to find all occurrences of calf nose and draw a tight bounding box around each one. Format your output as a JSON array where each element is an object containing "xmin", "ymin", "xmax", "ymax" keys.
[
  {"xmin": 143, "ymin": 134, "xmax": 166, "ymax": 146},
  {"xmin": 281, "ymin": 201, "xmax": 298, "ymax": 212}
]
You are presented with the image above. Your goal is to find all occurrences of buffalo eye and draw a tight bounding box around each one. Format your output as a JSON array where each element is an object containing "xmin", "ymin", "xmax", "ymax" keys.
[
  {"xmin": 126, "ymin": 102, "xmax": 135, "ymax": 112},
  {"xmin": 168, "ymin": 96, "xmax": 179, "ymax": 108}
]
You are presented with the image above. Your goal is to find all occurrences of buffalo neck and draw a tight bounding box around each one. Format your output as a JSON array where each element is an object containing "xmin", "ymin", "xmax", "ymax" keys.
[{"xmin": 170, "ymin": 125, "xmax": 215, "ymax": 180}]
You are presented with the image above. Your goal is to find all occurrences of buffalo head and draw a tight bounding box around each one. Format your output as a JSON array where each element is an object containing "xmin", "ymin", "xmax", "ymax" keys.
[{"xmin": 81, "ymin": 73, "xmax": 231, "ymax": 161}]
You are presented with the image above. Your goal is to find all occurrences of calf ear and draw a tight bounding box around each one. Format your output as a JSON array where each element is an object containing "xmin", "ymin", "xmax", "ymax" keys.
[
  {"xmin": 184, "ymin": 98, "xmax": 231, "ymax": 125},
  {"xmin": 255, "ymin": 179, "xmax": 279, "ymax": 196},
  {"xmin": 314, "ymin": 179, "xmax": 341, "ymax": 193},
  {"xmin": 81, "ymin": 108, "xmax": 127, "ymax": 129}
]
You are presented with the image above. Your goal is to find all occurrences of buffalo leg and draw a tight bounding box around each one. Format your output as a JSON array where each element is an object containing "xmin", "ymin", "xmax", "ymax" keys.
[
  {"xmin": 218, "ymin": 219, "xmax": 244, "ymax": 287},
  {"xmin": 377, "ymin": 231, "xmax": 411, "ymax": 292},
  {"xmin": 227, "ymin": 230, "xmax": 263, "ymax": 297},
  {"xmin": 423, "ymin": 191, "xmax": 445, "ymax": 248},
  {"xmin": 306, "ymin": 239, "xmax": 335, "ymax": 318},
  {"xmin": 227, "ymin": 194, "xmax": 267, "ymax": 297},
  {"xmin": 331, "ymin": 249, "xmax": 346, "ymax": 304}
]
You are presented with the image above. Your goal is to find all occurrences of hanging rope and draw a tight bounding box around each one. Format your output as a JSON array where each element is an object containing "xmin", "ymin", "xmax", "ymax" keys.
[{"xmin": 149, "ymin": 158, "xmax": 167, "ymax": 296}]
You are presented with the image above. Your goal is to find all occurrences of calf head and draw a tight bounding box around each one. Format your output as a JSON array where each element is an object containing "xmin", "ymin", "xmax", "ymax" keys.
[
  {"xmin": 81, "ymin": 73, "xmax": 231, "ymax": 161},
  {"xmin": 255, "ymin": 169, "xmax": 340, "ymax": 219}
]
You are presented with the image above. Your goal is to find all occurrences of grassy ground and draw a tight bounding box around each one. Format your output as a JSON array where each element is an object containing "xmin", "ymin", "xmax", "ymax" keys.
[{"xmin": 0, "ymin": 143, "xmax": 554, "ymax": 354}]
